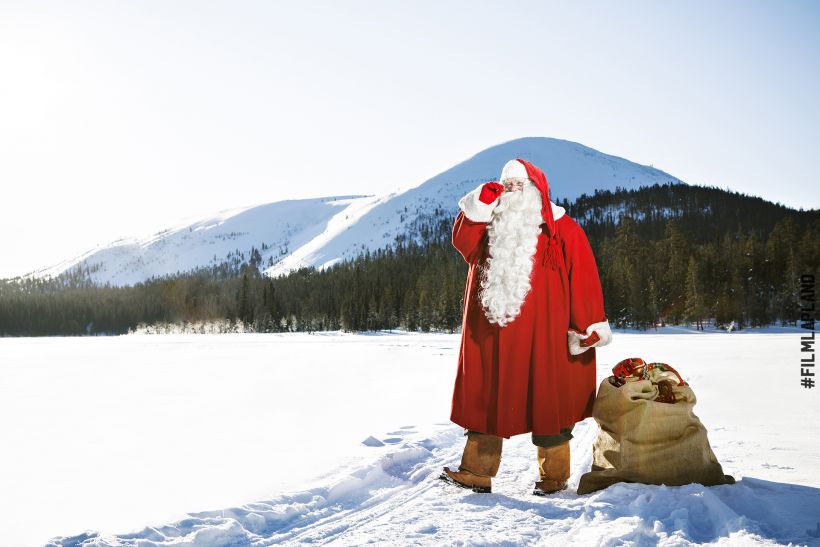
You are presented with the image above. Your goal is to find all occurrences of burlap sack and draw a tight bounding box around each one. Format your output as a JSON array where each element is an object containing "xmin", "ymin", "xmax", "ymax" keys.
[{"xmin": 577, "ymin": 376, "xmax": 735, "ymax": 495}]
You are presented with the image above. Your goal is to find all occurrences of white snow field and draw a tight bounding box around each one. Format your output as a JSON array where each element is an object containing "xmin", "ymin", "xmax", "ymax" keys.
[{"xmin": 1, "ymin": 330, "xmax": 818, "ymax": 546}]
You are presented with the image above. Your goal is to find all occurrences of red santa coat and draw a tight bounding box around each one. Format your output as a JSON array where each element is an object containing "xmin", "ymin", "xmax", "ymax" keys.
[{"xmin": 450, "ymin": 158, "xmax": 612, "ymax": 438}]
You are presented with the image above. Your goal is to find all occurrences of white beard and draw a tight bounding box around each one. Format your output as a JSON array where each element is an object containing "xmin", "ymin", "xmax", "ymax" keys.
[{"xmin": 477, "ymin": 181, "xmax": 544, "ymax": 327}]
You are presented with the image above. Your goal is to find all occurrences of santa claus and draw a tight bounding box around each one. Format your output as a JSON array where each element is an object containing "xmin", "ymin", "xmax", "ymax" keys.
[{"xmin": 439, "ymin": 158, "xmax": 613, "ymax": 495}]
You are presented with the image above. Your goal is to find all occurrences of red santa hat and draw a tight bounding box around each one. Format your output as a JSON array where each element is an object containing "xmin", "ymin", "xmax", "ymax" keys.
[{"xmin": 499, "ymin": 159, "xmax": 529, "ymax": 184}]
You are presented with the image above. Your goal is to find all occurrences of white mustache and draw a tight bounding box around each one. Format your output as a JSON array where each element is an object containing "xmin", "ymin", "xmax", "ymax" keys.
[{"xmin": 494, "ymin": 182, "xmax": 541, "ymax": 215}]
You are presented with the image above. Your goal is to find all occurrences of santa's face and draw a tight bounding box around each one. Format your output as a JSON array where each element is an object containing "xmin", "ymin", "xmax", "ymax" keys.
[{"xmin": 477, "ymin": 178, "xmax": 544, "ymax": 327}]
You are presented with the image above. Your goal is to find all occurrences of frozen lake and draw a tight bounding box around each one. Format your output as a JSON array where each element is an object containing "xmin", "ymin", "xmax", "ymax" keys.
[{"xmin": 1, "ymin": 330, "xmax": 818, "ymax": 546}]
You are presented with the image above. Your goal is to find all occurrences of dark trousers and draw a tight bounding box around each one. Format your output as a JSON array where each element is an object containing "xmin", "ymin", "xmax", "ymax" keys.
[{"xmin": 464, "ymin": 426, "xmax": 574, "ymax": 448}]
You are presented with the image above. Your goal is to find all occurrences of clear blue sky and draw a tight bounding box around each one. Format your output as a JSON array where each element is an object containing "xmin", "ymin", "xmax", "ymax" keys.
[{"xmin": 1, "ymin": 1, "xmax": 818, "ymax": 278}]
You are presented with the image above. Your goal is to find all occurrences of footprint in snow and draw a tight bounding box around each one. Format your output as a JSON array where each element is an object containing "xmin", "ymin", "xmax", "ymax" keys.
[{"xmin": 762, "ymin": 462, "xmax": 794, "ymax": 470}]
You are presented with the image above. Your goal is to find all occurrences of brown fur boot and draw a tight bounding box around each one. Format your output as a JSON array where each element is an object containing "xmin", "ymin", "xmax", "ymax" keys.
[
  {"xmin": 439, "ymin": 432, "xmax": 502, "ymax": 493},
  {"xmin": 533, "ymin": 441, "xmax": 570, "ymax": 496}
]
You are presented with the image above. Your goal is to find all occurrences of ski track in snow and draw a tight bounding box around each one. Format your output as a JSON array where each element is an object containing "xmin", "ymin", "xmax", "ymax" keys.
[{"xmin": 47, "ymin": 420, "xmax": 820, "ymax": 546}]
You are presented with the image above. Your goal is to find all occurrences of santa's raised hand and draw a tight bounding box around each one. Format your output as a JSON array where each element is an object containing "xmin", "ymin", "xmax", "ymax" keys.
[{"xmin": 478, "ymin": 181, "xmax": 505, "ymax": 204}]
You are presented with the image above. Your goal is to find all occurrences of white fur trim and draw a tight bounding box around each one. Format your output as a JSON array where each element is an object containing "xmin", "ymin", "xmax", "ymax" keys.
[
  {"xmin": 567, "ymin": 320, "xmax": 613, "ymax": 356},
  {"xmin": 500, "ymin": 159, "xmax": 528, "ymax": 182},
  {"xmin": 458, "ymin": 184, "xmax": 498, "ymax": 223},
  {"xmin": 551, "ymin": 202, "xmax": 565, "ymax": 221}
]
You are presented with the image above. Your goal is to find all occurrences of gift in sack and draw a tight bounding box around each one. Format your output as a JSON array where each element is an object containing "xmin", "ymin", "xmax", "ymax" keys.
[
  {"xmin": 609, "ymin": 357, "xmax": 687, "ymax": 403},
  {"xmin": 577, "ymin": 357, "xmax": 736, "ymax": 495}
]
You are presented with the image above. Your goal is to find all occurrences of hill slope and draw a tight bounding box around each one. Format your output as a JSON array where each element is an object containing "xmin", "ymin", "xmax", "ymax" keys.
[{"xmin": 23, "ymin": 137, "xmax": 683, "ymax": 287}]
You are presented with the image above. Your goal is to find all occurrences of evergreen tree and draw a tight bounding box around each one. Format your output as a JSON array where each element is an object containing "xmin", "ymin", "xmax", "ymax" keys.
[
  {"xmin": 237, "ymin": 273, "xmax": 253, "ymax": 325},
  {"xmin": 684, "ymin": 255, "xmax": 706, "ymax": 330}
]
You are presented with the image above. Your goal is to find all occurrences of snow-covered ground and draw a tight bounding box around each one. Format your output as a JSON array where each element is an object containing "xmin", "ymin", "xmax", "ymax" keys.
[{"xmin": 1, "ymin": 330, "xmax": 818, "ymax": 546}]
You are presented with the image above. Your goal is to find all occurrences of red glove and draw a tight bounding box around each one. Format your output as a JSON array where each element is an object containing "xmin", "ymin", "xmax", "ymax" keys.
[
  {"xmin": 478, "ymin": 181, "xmax": 505, "ymax": 204},
  {"xmin": 579, "ymin": 331, "xmax": 601, "ymax": 348}
]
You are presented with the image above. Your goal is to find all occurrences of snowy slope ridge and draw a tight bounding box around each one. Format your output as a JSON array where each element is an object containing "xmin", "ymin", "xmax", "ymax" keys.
[
  {"xmin": 46, "ymin": 420, "xmax": 819, "ymax": 546},
  {"xmin": 265, "ymin": 137, "xmax": 684, "ymax": 280},
  {"xmin": 26, "ymin": 194, "xmax": 384, "ymax": 287},
  {"xmin": 25, "ymin": 137, "xmax": 683, "ymax": 287}
]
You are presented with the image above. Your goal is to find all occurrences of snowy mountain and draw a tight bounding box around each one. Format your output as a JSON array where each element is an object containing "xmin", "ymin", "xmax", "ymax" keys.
[{"xmin": 24, "ymin": 137, "xmax": 684, "ymax": 287}]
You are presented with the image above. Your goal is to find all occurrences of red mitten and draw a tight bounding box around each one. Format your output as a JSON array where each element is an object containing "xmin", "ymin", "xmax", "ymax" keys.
[
  {"xmin": 478, "ymin": 181, "xmax": 505, "ymax": 204},
  {"xmin": 579, "ymin": 331, "xmax": 600, "ymax": 348}
]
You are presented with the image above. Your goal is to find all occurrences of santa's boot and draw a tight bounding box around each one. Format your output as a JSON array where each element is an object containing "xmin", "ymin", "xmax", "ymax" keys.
[
  {"xmin": 439, "ymin": 432, "xmax": 502, "ymax": 493},
  {"xmin": 533, "ymin": 441, "xmax": 570, "ymax": 496}
]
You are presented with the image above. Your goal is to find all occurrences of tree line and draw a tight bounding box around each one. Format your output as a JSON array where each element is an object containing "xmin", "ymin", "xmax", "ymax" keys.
[{"xmin": 0, "ymin": 183, "xmax": 817, "ymax": 336}]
